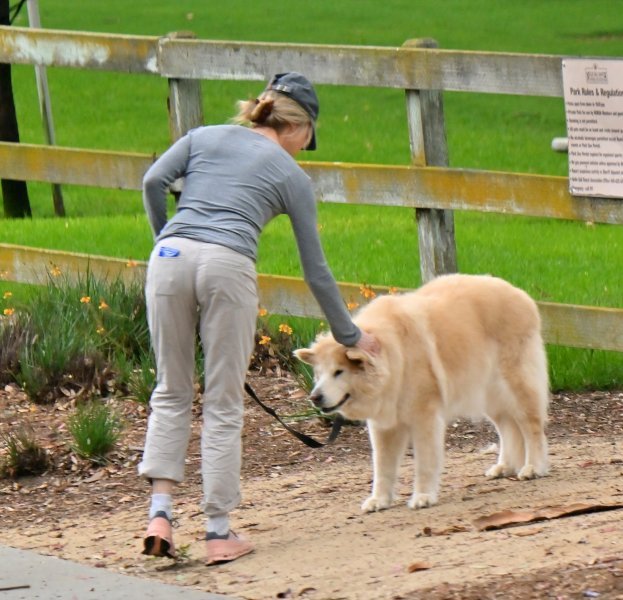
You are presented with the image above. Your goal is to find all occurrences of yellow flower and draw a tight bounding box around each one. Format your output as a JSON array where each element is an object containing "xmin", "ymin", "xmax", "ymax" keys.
[
  {"xmin": 98, "ymin": 300, "xmax": 109, "ymax": 310},
  {"xmin": 3, "ymin": 291, "xmax": 12, "ymax": 299},
  {"xmin": 359, "ymin": 284, "xmax": 376, "ymax": 300},
  {"xmin": 278, "ymin": 323, "xmax": 293, "ymax": 335},
  {"xmin": 80, "ymin": 296, "xmax": 91, "ymax": 304},
  {"xmin": 259, "ymin": 335, "xmax": 271, "ymax": 346},
  {"xmin": 96, "ymin": 326, "xmax": 105, "ymax": 335},
  {"xmin": 258, "ymin": 307, "xmax": 268, "ymax": 317},
  {"xmin": 50, "ymin": 265, "xmax": 62, "ymax": 277},
  {"xmin": 3, "ymin": 308, "xmax": 15, "ymax": 316},
  {"xmin": 347, "ymin": 301, "xmax": 359, "ymax": 311}
]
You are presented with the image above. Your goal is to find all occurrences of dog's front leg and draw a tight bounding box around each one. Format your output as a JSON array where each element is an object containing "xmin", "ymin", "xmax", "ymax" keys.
[
  {"xmin": 361, "ymin": 423, "xmax": 408, "ymax": 513},
  {"xmin": 408, "ymin": 411, "xmax": 445, "ymax": 509}
]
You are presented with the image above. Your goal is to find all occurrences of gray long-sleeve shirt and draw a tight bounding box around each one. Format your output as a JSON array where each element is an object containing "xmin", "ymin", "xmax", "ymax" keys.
[{"xmin": 142, "ymin": 124, "xmax": 360, "ymax": 346}]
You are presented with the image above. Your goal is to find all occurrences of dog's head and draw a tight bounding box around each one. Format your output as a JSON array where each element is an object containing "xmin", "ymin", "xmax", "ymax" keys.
[{"xmin": 294, "ymin": 333, "xmax": 383, "ymax": 421}]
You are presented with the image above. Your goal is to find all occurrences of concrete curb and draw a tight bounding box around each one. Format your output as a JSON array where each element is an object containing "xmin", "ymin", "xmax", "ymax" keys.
[{"xmin": 0, "ymin": 545, "xmax": 237, "ymax": 599}]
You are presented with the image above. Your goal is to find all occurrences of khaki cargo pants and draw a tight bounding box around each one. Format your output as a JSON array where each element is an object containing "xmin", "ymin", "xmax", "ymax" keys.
[{"xmin": 139, "ymin": 237, "xmax": 258, "ymax": 517}]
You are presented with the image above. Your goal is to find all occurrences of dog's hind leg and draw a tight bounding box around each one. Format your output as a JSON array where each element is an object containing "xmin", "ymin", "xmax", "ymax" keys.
[
  {"xmin": 514, "ymin": 396, "xmax": 548, "ymax": 480},
  {"xmin": 505, "ymin": 354, "xmax": 549, "ymax": 479},
  {"xmin": 361, "ymin": 424, "xmax": 409, "ymax": 513},
  {"xmin": 486, "ymin": 412, "xmax": 525, "ymax": 478},
  {"xmin": 484, "ymin": 378, "xmax": 525, "ymax": 478}
]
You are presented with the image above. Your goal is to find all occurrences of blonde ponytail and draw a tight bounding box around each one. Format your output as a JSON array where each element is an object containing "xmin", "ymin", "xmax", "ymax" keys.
[{"xmin": 233, "ymin": 90, "xmax": 311, "ymax": 133}]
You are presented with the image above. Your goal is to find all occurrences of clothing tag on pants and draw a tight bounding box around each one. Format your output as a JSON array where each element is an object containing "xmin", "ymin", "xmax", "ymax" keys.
[{"xmin": 158, "ymin": 246, "xmax": 181, "ymax": 258}]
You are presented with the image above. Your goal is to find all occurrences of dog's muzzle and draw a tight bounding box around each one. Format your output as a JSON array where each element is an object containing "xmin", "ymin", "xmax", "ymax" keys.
[{"xmin": 310, "ymin": 391, "xmax": 351, "ymax": 414}]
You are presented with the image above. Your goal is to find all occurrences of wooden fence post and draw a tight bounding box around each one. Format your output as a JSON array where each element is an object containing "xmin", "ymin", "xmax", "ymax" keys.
[
  {"xmin": 26, "ymin": 0, "xmax": 65, "ymax": 217},
  {"xmin": 162, "ymin": 32, "xmax": 204, "ymax": 199},
  {"xmin": 403, "ymin": 38, "xmax": 457, "ymax": 283},
  {"xmin": 165, "ymin": 32, "xmax": 204, "ymax": 142}
]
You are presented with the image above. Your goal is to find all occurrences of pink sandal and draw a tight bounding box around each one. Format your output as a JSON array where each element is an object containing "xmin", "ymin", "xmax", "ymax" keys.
[
  {"xmin": 206, "ymin": 530, "xmax": 254, "ymax": 565},
  {"xmin": 142, "ymin": 512, "xmax": 176, "ymax": 559}
]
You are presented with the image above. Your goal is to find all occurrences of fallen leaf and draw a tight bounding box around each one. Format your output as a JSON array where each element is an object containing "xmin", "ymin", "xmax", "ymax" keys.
[
  {"xmin": 474, "ymin": 501, "xmax": 623, "ymax": 531},
  {"xmin": 407, "ymin": 561, "xmax": 432, "ymax": 573},
  {"xmin": 438, "ymin": 524, "xmax": 470, "ymax": 535},
  {"xmin": 83, "ymin": 471, "xmax": 106, "ymax": 483},
  {"xmin": 298, "ymin": 587, "xmax": 317, "ymax": 596},
  {"xmin": 511, "ymin": 526, "xmax": 545, "ymax": 537},
  {"xmin": 422, "ymin": 524, "xmax": 469, "ymax": 536},
  {"xmin": 473, "ymin": 509, "xmax": 535, "ymax": 530}
]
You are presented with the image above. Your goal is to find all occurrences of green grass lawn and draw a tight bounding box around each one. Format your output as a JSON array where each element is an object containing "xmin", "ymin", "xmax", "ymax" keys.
[{"xmin": 2, "ymin": 0, "xmax": 623, "ymax": 390}]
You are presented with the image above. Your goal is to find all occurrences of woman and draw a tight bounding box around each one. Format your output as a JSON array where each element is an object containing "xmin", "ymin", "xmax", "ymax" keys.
[{"xmin": 138, "ymin": 72, "xmax": 378, "ymax": 565}]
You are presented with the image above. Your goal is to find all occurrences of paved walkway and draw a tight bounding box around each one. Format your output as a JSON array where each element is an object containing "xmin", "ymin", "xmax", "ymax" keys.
[{"xmin": 0, "ymin": 545, "xmax": 236, "ymax": 600}]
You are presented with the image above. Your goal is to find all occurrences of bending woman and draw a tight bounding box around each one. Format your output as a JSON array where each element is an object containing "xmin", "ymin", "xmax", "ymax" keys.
[{"xmin": 138, "ymin": 72, "xmax": 377, "ymax": 565}]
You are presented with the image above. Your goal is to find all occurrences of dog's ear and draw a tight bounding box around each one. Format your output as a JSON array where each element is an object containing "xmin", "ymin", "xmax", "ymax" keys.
[
  {"xmin": 345, "ymin": 347, "xmax": 374, "ymax": 367},
  {"xmin": 293, "ymin": 347, "xmax": 315, "ymax": 365}
]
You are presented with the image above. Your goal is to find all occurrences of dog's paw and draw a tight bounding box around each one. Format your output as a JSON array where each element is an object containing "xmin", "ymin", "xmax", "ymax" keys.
[
  {"xmin": 407, "ymin": 492, "xmax": 437, "ymax": 509},
  {"xmin": 517, "ymin": 464, "xmax": 536, "ymax": 480},
  {"xmin": 485, "ymin": 463, "xmax": 508, "ymax": 479},
  {"xmin": 361, "ymin": 494, "xmax": 393, "ymax": 513},
  {"xmin": 517, "ymin": 464, "xmax": 548, "ymax": 480}
]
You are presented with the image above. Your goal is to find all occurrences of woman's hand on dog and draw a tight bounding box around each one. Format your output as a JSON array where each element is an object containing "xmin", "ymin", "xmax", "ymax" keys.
[{"xmin": 355, "ymin": 331, "xmax": 380, "ymax": 355}]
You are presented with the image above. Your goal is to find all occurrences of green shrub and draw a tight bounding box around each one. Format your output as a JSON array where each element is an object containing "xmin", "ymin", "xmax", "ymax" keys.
[
  {"xmin": 127, "ymin": 353, "xmax": 157, "ymax": 405},
  {"xmin": 68, "ymin": 401, "xmax": 122, "ymax": 464},
  {"xmin": 0, "ymin": 427, "xmax": 50, "ymax": 479},
  {"xmin": 17, "ymin": 312, "xmax": 104, "ymax": 404},
  {"xmin": 4, "ymin": 271, "xmax": 153, "ymax": 403},
  {"xmin": 0, "ymin": 312, "xmax": 30, "ymax": 387}
]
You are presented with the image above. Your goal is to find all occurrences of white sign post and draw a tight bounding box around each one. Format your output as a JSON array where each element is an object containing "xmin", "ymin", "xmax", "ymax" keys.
[{"xmin": 562, "ymin": 58, "xmax": 623, "ymax": 198}]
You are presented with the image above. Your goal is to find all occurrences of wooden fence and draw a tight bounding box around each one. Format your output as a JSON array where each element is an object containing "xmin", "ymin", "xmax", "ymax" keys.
[{"xmin": 1, "ymin": 25, "xmax": 622, "ymax": 352}]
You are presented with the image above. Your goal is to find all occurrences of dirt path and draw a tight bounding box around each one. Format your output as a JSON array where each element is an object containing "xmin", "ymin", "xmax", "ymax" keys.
[
  {"xmin": 2, "ymin": 379, "xmax": 623, "ymax": 599},
  {"xmin": 3, "ymin": 437, "xmax": 623, "ymax": 598}
]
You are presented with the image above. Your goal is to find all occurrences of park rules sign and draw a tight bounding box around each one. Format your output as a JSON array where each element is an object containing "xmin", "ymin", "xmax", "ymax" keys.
[{"xmin": 562, "ymin": 59, "xmax": 623, "ymax": 198}]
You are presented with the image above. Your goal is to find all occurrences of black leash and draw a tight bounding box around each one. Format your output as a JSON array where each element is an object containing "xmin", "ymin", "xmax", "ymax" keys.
[{"xmin": 244, "ymin": 382, "xmax": 344, "ymax": 448}]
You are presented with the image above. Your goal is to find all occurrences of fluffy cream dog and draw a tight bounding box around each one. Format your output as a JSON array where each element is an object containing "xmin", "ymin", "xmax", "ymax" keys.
[{"xmin": 295, "ymin": 274, "xmax": 549, "ymax": 512}]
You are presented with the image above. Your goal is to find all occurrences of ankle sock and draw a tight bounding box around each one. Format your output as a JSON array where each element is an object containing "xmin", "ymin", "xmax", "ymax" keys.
[
  {"xmin": 149, "ymin": 493, "xmax": 173, "ymax": 521},
  {"xmin": 206, "ymin": 531, "xmax": 230, "ymax": 540},
  {"xmin": 206, "ymin": 513, "xmax": 230, "ymax": 537}
]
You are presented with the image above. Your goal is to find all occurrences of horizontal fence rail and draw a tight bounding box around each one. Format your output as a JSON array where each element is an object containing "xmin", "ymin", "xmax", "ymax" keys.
[
  {"xmin": 0, "ymin": 26, "xmax": 158, "ymax": 73},
  {"xmin": 0, "ymin": 142, "xmax": 156, "ymax": 190},
  {"xmin": 0, "ymin": 142, "xmax": 154, "ymax": 190},
  {"xmin": 1, "ymin": 142, "xmax": 620, "ymax": 225},
  {"xmin": 1, "ymin": 25, "xmax": 569, "ymax": 96},
  {"xmin": 2, "ymin": 243, "xmax": 622, "ymax": 351},
  {"xmin": 156, "ymin": 38, "xmax": 565, "ymax": 96},
  {"xmin": 304, "ymin": 163, "xmax": 623, "ymax": 224}
]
